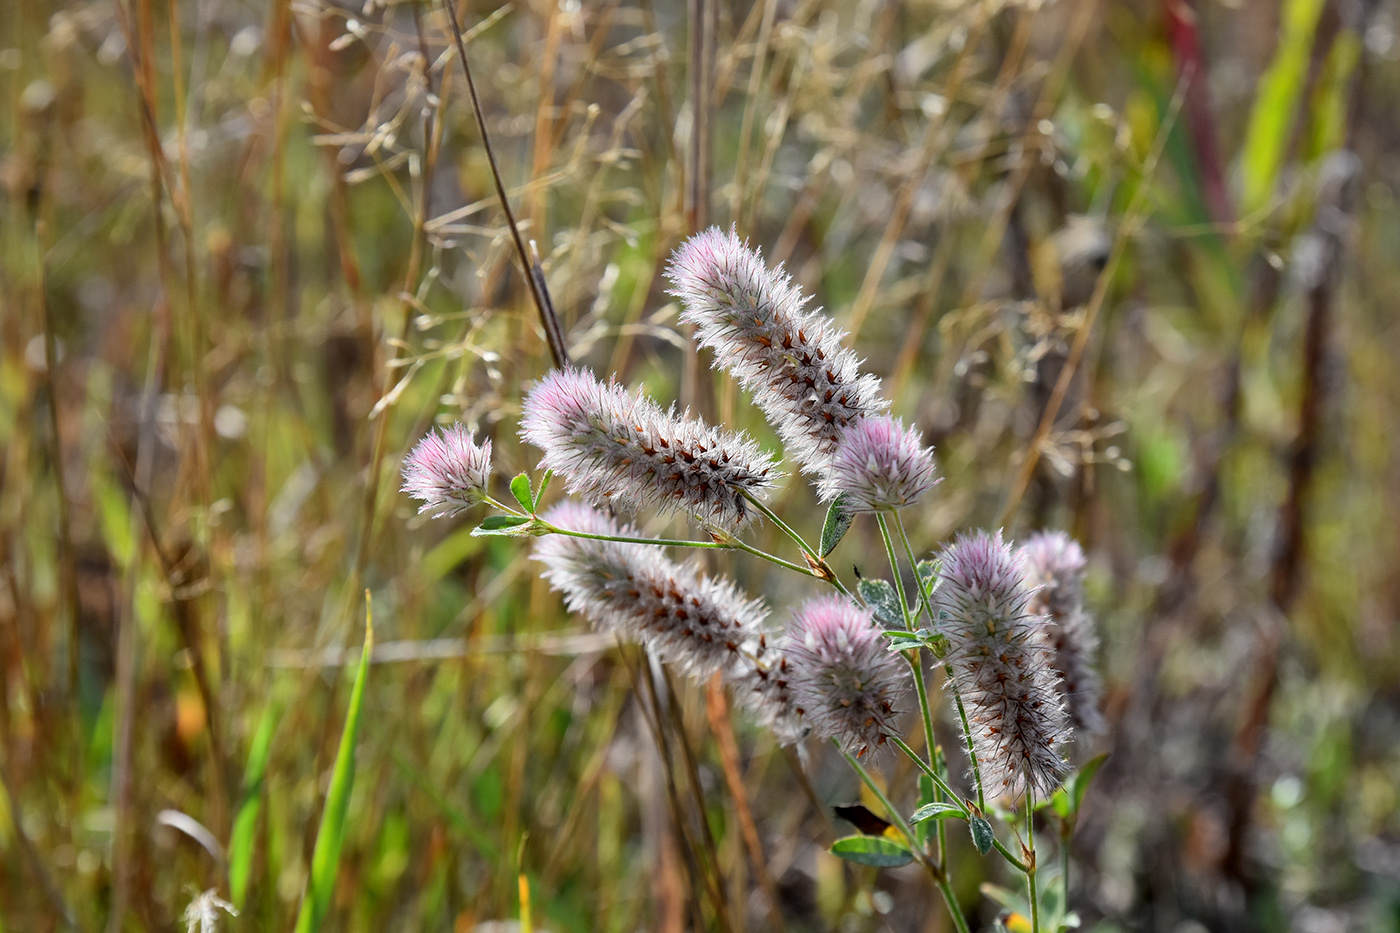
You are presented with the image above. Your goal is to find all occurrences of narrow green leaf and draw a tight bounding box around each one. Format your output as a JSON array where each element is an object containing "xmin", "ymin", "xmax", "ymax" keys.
[
  {"xmin": 911, "ymin": 802, "xmax": 966, "ymax": 823},
  {"xmin": 969, "ymin": 815, "xmax": 995, "ymax": 855},
  {"xmin": 820, "ymin": 495, "xmax": 854, "ymax": 556},
  {"xmin": 1071, "ymin": 752, "xmax": 1109, "ymax": 816},
  {"xmin": 294, "ymin": 596, "xmax": 374, "ymax": 933},
  {"xmin": 1238, "ymin": 0, "xmax": 1327, "ymax": 214},
  {"xmin": 858, "ymin": 578, "xmax": 902, "ymax": 627},
  {"xmin": 510, "ymin": 473, "xmax": 534, "ymax": 512},
  {"xmin": 536, "ymin": 469, "xmax": 554, "ymax": 503},
  {"xmin": 829, "ymin": 834, "xmax": 915, "ymax": 868},
  {"xmin": 228, "ymin": 699, "xmax": 280, "ymax": 907},
  {"xmin": 472, "ymin": 515, "xmax": 532, "ymax": 536}
]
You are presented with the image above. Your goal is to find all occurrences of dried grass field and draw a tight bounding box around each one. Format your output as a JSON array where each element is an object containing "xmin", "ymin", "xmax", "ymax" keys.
[{"xmin": 3, "ymin": 0, "xmax": 1400, "ymax": 930}]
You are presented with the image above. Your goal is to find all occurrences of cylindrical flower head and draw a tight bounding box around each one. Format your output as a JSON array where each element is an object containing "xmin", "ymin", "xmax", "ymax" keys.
[
  {"xmin": 784, "ymin": 595, "xmax": 908, "ymax": 755},
  {"xmin": 933, "ymin": 530, "xmax": 1070, "ymax": 800},
  {"xmin": 534, "ymin": 502, "xmax": 770, "ymax": 681},
  {"xmin": 727, "ymin": 634, "xmax": 806, "ymax": 746},
  {"xmin": 1020, "ymin": 531, "xmax": 1105, "ymax": 735},
  {"xmin": 818, "ymin": 415, "xmax": 939, "ymax": 511},
  {"xmin": 521, "ymin": 368, "xmax": 779, "ymax": 533},
  {"xmin": 401, "ymin": 424, "xmax": 493, "ymax": 518},
  {"xmin": 667, "ymin": 228, "xmax": 888, "ymax": 473}
]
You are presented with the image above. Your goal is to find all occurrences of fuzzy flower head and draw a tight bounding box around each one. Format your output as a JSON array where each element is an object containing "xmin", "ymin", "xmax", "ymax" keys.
[
  {"xmin": 520, "ymin": 367, "xmax": 779, "ymax": 533},
  {"xmin": 818, "ymin": 415, "xmax": 939, "ymax": 511},
  {"xmin": 667, "ymin": 228, "xmax": 888, "ymax": 473},
  {"xmin": 535, "ymin": 502, "xmax": 769, "ymax": 680},
  {"xmin": 934, "ymin": 530, "xmax": 1070, "ymax": 800},
  {"xmin": 1020, "ymin": 530, "xmax": 1105, "ymax": 735},
  {"xmin": 784, "ymin": 595, "xmax": 908, "ymax": 755},
  {"xmin": 400, "ymin": 423, "xmax": 493, "ymax": 518}
]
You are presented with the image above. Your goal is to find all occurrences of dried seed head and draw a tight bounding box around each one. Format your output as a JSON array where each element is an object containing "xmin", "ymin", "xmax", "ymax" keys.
[
  {"xmin": 520, "ymin": 367, "xmax": 780, "ymax": 533},
  {"xmin": 818, "ymin": 415, "xmax": 939, "ymax": 511},
  {"xmin": 1020, "ymin": 530, "xmax": 1105, "ymax": 735},
  {"xmin": 934, "ymin": 530, "xmax": 1070, "ymax": 801},
  {"xmin": 534, "ymin": 503, "xmax": 800, "ymax": 751},
  {"xmin": 400, "ymin": 424, "xmax": 493, "ymax": 518},
  {"xmin": 783, "ymin": 595, "xmax": 908, "ymax": 755},
  {"xmin": 667, "ymin": 228, "xmax": 888, "ymax": 473}
]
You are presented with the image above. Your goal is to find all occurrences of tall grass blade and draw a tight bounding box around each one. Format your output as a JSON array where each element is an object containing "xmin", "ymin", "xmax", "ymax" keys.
[
  {"xmin": 1238, "ymin": 0, "xmax": 1326, "ymax": 214},
  {"xmin": 293, "ymin": 594, "xmax": 374, "ymax": 933},
  {"xmin": 228, "ymin": 699, "xmax": 280, "ymax": 907}
]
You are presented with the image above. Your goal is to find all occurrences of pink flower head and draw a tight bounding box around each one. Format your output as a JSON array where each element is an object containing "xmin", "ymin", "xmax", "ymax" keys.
[
  {"xmin": 818, "ymin": 415, "xmax": 939, "ymax": 511},
  {"xmin": 520, "ymin": 367, "xmax": 779, "ymax": 533},
  {"xmin": 783, "ymin": 595, "xmax": 908, "ymax": 755},
  {"xmin": 534, "ymin": 501, "xmax": 804, "ymax": 742},
  {"xmin": 1020, "ymin": 530, "xmax": 1105, "ymax": 735},
  {"xmin": 400, "ymin": 423, "xmax": 493, "ymax": 518},
  {"xmin": 535, "ymin": 502, "xmax": 769, "ymax": 680},
  {"xmin": 667, "ymin": 228, "xmax": 888, "ymax": 474},
  {"xmin": 934, "ymin": 530, "xmax": 1070, "ymax": 800}
]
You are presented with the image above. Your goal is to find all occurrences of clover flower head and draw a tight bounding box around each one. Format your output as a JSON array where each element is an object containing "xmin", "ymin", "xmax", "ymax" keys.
[
  {"xmin": 783, "ymin": 595, "xmax": 908, "ymax": 755},
  {"xmin": 1020, "ymin": 530, "xmax": 1105, "ymax": 735},
  {"xmin": 934, "ymin": 530, "xmax": 1070, "ymax": 800},
  {"xmin": 520, "ymin": 367, "xmax": 779, "ymax": 533},
  {"xmin": 534, "ymin": 502, "xmax": 769, "ymax": 680},
  {"xmin": 818, "ymin": 415, "xmax": 939, "ymax": 511},
  {"xmin": 667, "ymin": 228, "xmax": 888, "ymax": 473},
  {"xmin": 400, "ymin": 423, "xmax": 493, "ymax": 518}
]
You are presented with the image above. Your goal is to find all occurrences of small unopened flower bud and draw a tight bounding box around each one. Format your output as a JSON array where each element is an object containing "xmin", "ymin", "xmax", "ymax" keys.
[
  {"xmin": 818, "ymin": 415, "xmax": 939, "ymax": 511},
  {"xmin": 400, "ymin": 424, "xmax": 493, "ymax": 518},
  {"xmin": 520, "ymin": 368, "xmax": 779, "ymax": 533},
  {"xmin": 784, "ymin": 595, "xmax": 908, "ymax": 755},
  {"xmin": 667, "ymin": 228, "xmax": 888, "ymax": 473},
  {"xmin": 933, "ymin": 530, "xmax": 1069, "ymax": 800},
  {"xmin": 1020, "ymin": 530, "xmax": 1105, "ymax": 735}
]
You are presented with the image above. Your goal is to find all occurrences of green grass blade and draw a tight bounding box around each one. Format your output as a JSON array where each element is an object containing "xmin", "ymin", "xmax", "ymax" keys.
[
  {"xmin": 1238, "ymin": 0, "xmax": 1326, "ymax": 214},
  {"xmin": 294, "ymin": 594, "xmax": 374, "ymax": 933},
  {"xmin": 228, "ymin": 698, "xmax": 280, "ymax": 907}
]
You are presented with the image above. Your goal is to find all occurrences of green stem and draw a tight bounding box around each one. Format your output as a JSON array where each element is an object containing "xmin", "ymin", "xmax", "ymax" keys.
[
  {"xmin": 844, "ymin": 741, "xmax": 970, "ymax": 933},
  {"xmin": 838, "ymin": 744, "xmax": 919, "ymax": 852},
  {"xmin": 1061, "ymin": 822, "xmax": 1070, "ymax": 925},
  {"xmin": 534, "ymin": 522, "xmax": 817, "ymax": 578},
  {"xmin": 1027, "ymin": 792, "xmax": 1040, "ymax": 933},
  {"xmin": 876, "ymin": 515, "xmax": 939, "ymax": 766},
  {"xmin": 890, "ymin": 736, "xmax": 964, "ymax": 806},
  {"xmin": 741, "ymin": 491, "xmax": 852, "ymax": 596}
]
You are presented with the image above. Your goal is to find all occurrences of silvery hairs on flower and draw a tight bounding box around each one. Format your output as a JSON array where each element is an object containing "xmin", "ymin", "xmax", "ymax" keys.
[
  {"xmin": 400, "ymin": 423, "xmax": 492, "ymax": 518},
  {"xmin": 520, "ymin": 367, "xmax": 780, "ymax": 534},
  {"xmin": 784, "ymin": 595, "xmax": 909, "ymax": 756},
  {"xmin": 667, "ymin": 227, "xmax": 888, "ymax": 473},
  {"xmin": 1020, "ymin": 530, "xmax": 1106, "ymax": 735},
  {"xmin": 534, "ymin": 502, "xmax": 802, "ymax": 741},
  {"xmin": 933, "ymin": 530, "xmax": 1070, "ymax": 800},
  {"xmin": 818, "ymin": 414, "xmax": 939, "ymax": 511}
]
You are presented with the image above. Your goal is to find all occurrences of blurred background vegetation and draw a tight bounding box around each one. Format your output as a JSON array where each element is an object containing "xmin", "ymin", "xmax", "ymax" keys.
[{"xmin": 3, "ymin": 0, "xmax": 1399, "ymax": 929}]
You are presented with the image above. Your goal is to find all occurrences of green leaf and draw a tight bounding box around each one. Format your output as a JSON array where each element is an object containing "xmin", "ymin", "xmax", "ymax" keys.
[
  {"xmin": 536, "ymin": 469, "xmax": 554, "ymax": 503},
  {"xmin": 510, "ymin": 473, "xmax": 534, "ymax": 512},
  {"xmin": 820, "ymin": 495, "xmax": 855, "ymax": 556},
  {"xmin": 829, "ymin": 834, "xmax": 915, "ymax": 868},
  {"xmin": 294, "ymin": 597, "xmax": 374, "ymax": 933},
  {"xmin": 858, "ymin": 579, "xmax": 902, "ymax": 627},
  {"xmin": 472, "ymin": 514, "xmax": 532, "ymax": 536},
  {"xmin": 969, "ymin": 815, "xmax": 995, "ymax": 855},
  {"xmin": 1071, "ymin": 752, "xmax": 1109, "ymax": 816},
  {"xmin": 911, "ymin": 801, "xmax": 966, "ymax": 822},
  {"xmin": 916, "ymin": 559, "xmax": 939, "ymax": 594},
  {"xmin": 1238, "ymin": 0, "xmax": 1327, "ymax": 214},
  {"xmin": 228, "ymin": 699, "xmax": 280, "ymax": 907}
]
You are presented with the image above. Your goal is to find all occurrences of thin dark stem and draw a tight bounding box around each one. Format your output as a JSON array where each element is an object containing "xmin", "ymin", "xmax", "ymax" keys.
[{"xmin": 442, "ymin": 0, "xmax": 569, "ymax": 369}]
